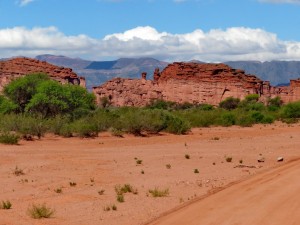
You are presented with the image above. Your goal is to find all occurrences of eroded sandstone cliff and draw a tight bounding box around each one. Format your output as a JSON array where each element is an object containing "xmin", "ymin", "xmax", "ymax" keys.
[
  {"xmin": 0, "ymin": 57, "xmax": 86, "ymax": 91},
  {"xmin": 93, "ymin": 62, "xmax": 300, "ymax": 106}
]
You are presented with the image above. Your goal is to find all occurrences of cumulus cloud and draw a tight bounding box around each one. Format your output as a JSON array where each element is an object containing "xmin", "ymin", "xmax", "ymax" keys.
[
  {"xmin": 259, "ymin": 0, "xmax": 300, "ymax": 4},
  {"xmin": 17, "ymin": 0, "xmax": 35, "ymax": 7},
  {"xmin": 1, "ymin": 26, "xmax": 300, "ymax": 62}
]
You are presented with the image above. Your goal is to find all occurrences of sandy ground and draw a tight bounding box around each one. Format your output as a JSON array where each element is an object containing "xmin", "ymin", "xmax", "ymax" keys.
[{"xmin": 0, "ymin": 122, "xmax": 299, "ymax": 225}]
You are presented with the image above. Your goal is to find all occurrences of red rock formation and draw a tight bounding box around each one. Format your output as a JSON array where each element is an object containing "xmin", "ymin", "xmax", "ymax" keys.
[
  {"xmin": 93, "ymin": 62, "xmax": 300, "ymax": 106},
  {"xmin": 0, "ymin": 57, "xmax": 86, "ymax": 91}
]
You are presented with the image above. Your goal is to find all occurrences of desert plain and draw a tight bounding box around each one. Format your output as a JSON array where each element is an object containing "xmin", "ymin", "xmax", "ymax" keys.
[{"xmin": 0, "ymin": 122, "xmax": 300, "ymax": 225}]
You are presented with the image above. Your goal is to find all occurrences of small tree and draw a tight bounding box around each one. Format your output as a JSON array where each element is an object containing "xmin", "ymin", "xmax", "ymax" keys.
[
  {"xmin": 3, "ymin": 73, "xmax": 96, "ymax": 119},
  {"xmin": 3, "ymin": 73, "xmax": 49, "ymax": 113}
]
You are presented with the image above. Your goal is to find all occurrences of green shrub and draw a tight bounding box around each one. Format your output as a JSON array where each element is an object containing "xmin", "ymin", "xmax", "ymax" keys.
[
  {"xmin": 176, "ymin": 109, "xmax": 219, "ymax": 127},
  {"xmin": 196, "ymin": 104, "xmax": 214, "ymax": 111},
  {"xmin": 0, "ymin": 132, "xmax": 19, "ymax": 145},
  {"xmin": 219, "ymin": 112, "xmax": 236, "ymax": 126},
  {"xmin": 281, "ymin": 101, "xmax": 300, "ymax": 119},
  {"xmin": 236, "ymin": 114, "xmax": 255, "ymax": 127},
  {"xmin": 147, "ymin": 99, "xmax": 176, "ymax": 110},
  {"xmin": 245, "ymin": 94, "xmax": 260, "ymax": 103},
  {"xmin": 219, "ymin": 97, "xmax": 240, "ymax": 110},
  {"xmin": 164, "ymin": 113, "xmax": 190, "ymax": 134},
  {"xmin": 71, "ymin": 119, "xmax": 99, "ymax": 137},
  {"xmin": 267, "ymin": 96, "xmax": 283, "ymax": 108},
  {"xmin": 0, "ymin": 96, "xmax": 18, "ymax": 114},
  {"xmin": 18, "ymin": 116, "xmax": 48, "ymax": 139}
]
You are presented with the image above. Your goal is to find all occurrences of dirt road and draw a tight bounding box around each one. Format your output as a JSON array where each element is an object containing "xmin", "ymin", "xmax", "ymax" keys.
[{"xmin": 148, "ymin": 158, "xmax": 300, "ymax": 225}]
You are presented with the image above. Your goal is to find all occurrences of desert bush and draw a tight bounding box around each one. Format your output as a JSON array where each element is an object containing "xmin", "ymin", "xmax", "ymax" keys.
[
  {"xmin": 245, "ymin": 94, "xmax": 260, "ymax": 103},
  {"xmin": 115, "ymin": 184, "xmax": 138, "ymax": 195},
  {"xmin": 0, "ymin": 114, "xmax": 23, "ymax": 132},
  {"xmin": 281, "ymin": 101, "xmax": 300, "ymax": 119},
  {"xmin": 18, "ymin": 116, "xmax": 48, "ymax": 139},
  {"xmin": 27, "ymin": 204, "xmax": 55, "ymax": 219},
  {"xmin": 175, "ymin": 109, "xmax": 219, "ymax": 127},
  {"xmin": 267, "ymin": 96, "xmax": 283, "ymax": 110},
  {"xmin": 219, "ymin": 97, "xmax": 240, "ymax": 110},
  {"xmin": 219, "ymin": 112, "xmax": 236, "ymax": 126},
  {"xmin": 71, "ymin": 119, "xmax": 99, "ymax": 138},
  {"xmin": 196, "ymin": 104, "xmax": 214, "ymax": 111},
  {"xmin": 164, "ymin": 113, "xmax": 190, "ymax": 134},
  {"xmin": 148, "ymin": 187, "xmax": 169, "ymax": 197},
  {"xmin": 90, "ymin": 109, "xmax": 119, "ymax": 132},
  {"xmin": 235, "ymin": 113, "xmax": 255, "ymax": 127},
  {"xmin": 0, "ymin": 132, "xmax": 19, "ymax": 145},
  {"xmin": 13, "ymin": 166, "xmax": 25, "ymax": 176},
  {"xmin": 117, "ymin": 194, "xmax": 124, "ymax": 203},
  {"xmin": 147, "ymin": 100, "xmax": 177, "ymax": 110},
  {"xmin": 0, "ymin": 200, "xmax": 12, "ymax": 210}
]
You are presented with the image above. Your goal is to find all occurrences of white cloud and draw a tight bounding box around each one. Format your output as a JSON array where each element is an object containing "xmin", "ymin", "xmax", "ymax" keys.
[
  {"xmin": 1, "ymin": 26, "xmax": 300, "ymax": 62},
  {"xmin": 17, "ymin": 0, "xmax": 35, "ymax": 7},
  {"xmin": 259, "ymin": 0, "xmax": 300, "ymax": 4}
]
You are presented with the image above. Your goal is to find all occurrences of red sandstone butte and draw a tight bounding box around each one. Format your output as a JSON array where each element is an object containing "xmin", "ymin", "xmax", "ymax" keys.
[
  {"xmin": 0, "ymin": 57, "xmax": 86, "ymax": 91},
  {"xmin": 93, "ymin": 62, "xmax": 300, "ymax": 106}
]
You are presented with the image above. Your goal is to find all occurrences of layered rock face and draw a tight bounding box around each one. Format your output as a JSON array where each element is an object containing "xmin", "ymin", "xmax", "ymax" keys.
[
  {"xmin": 0, "ymin": 57, "xmax": 86, "ymax": 91},
  {"xmin": 93, "ymin": 62, "xmax": 300, "ymax": 106}
]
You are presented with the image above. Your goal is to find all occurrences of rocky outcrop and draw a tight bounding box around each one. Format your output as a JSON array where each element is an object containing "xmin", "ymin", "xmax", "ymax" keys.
[
  {"xmin": 0, "ymin": 57, "xmax": 86, "ymax": 91},
  {"xmin": 93, "ymin": 62, "xmax": 300, "ymax": 107}
]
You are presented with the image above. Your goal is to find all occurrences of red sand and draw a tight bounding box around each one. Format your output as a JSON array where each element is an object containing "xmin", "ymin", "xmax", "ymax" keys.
[{"xmin": 0, "ymin": 122, "xmax": 299, "ymax": 225}]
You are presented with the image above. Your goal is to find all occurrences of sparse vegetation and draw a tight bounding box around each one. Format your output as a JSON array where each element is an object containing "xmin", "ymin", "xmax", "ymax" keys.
[
  {"xmin": 225, "ymin": 156, "xmax": 233, "ymax": 163},
  {"xmin": 0, "ymin": 79, "xmax": 299, "ymax": 140},
  {"xmin": 0, "ymin": 200, "xmax": 12, "ymax": 210},
  {"xmin": 69, "ymin": 182, "xmax": 77, "ymax": 187},
  {"xmin": 0, "ymin": 132, "xmax": 20, "ymax": 145},
  {"xmin": 115, "ymin": 184, "xmax": 138, "ymax": 203},
  {"xmin": 166, "ymin": 164, "xmax": 171, "ymax": 169},
  {"xmin": 148, "ymin": 187, "xmax": 169, "ymax": 197},
  {"xmin": 98, "ymin": 189, "xmax": 105, "ymax": 195},
  {"xmin": 13, "ymin": 166, "xmax": 25, "ymax": 176},
  {"xmin": 115, "ymin": 184, "xmax": 138, "ymax": 195},
  {"xmin": 28, "ymin": 203, "xmax": 55, "ymax": 219},
  {"xmin": 54, "ymin": 188, "xmax": 62, "ymax": 193},
  {"xmin": 136, "ymin": 159, "xmax": 143, "ymax": 165},
  {"xmin": 117, "ymin": 194, "xmax": 124, "ymax": 203},
  {"xmin": 104, "ymin": 204, "xmax": 117, "ymax": 211}
]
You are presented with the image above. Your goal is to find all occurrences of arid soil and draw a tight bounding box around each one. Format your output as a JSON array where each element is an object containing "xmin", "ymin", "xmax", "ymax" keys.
[{"xmin": 0, "ymin": 122, "xmax": 299, "ymax": 225}]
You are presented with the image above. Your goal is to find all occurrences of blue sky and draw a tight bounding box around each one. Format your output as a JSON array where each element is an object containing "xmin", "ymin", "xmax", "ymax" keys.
[{"xmin": 1, "ymin": 0, "xmax": 300, "ymax": 61}]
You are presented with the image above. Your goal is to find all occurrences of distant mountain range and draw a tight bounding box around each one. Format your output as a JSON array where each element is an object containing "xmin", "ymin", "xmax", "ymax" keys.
[
  {"xmin": 225, "ymin": 61, "xmax": 300, "ymax": 86},
  {"xmin": 35, "ymin": 55, "xmax": 168, "ymax": 90},
  {"xmin": 5, "ymin": 54, "xmax": 300, "ymax": 89}
]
